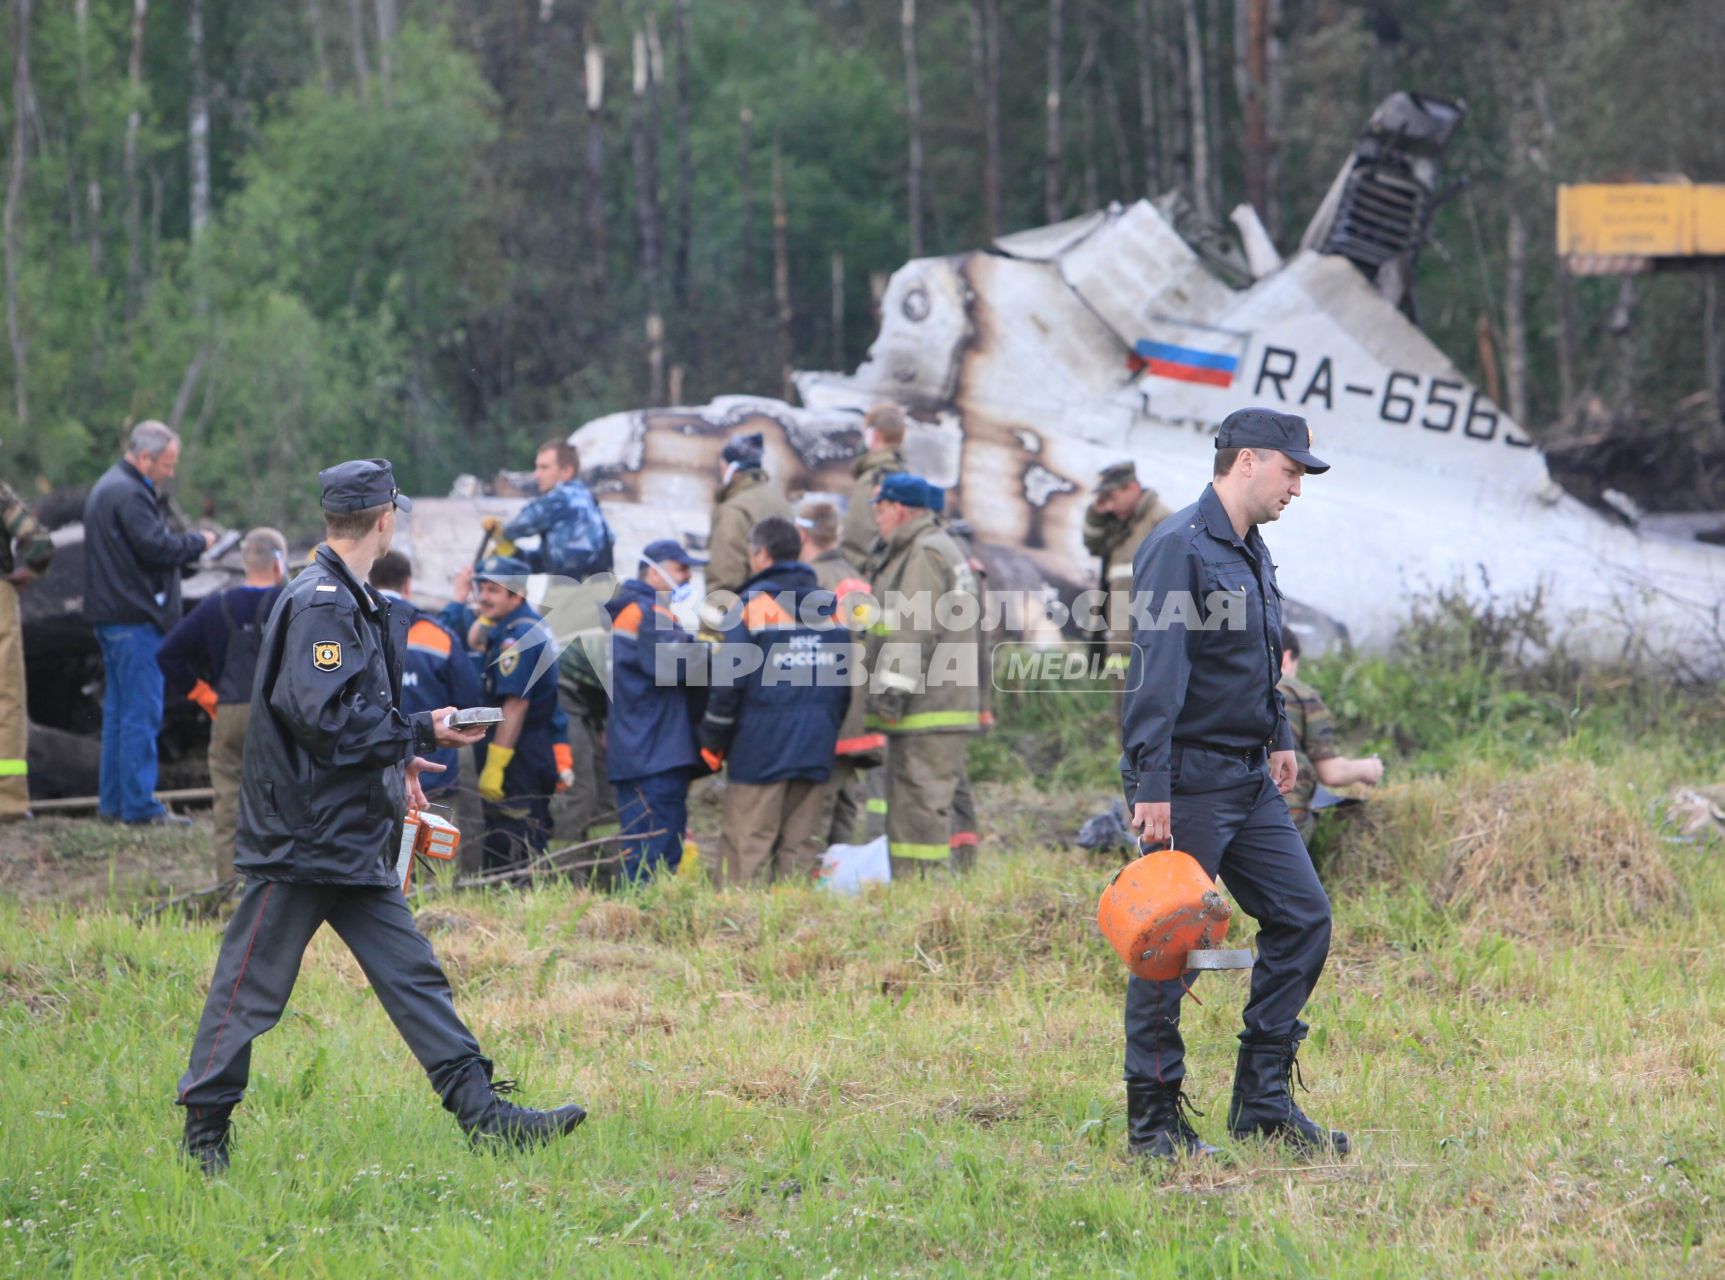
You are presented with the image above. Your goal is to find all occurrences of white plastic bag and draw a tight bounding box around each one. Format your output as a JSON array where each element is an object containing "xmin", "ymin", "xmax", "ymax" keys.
[{"xmin": 817, "ymin": 835, "xmax": 891, "ymax": 894}]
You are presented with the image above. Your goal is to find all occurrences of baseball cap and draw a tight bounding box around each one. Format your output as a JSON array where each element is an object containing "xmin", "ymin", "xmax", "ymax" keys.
[
  {"xmin": 1215, "ymin": 408, "xmax": 1330, "ymax": 473},
  {"xmin": 642, "ymin": 538, "xmax": 708, "ymax": 567},
  {"xmin": 319, "ymin": 458, "xmax": 413, "ymax": 513}
]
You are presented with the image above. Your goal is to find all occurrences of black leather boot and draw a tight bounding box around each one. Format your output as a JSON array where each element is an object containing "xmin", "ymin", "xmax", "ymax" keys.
[
  {"xmin": 181, "ymin": 1104, "xmax": 234, "ymax": 1175},
  {"xmin": 443, "ymin": 1061, "xmax": 586, "ymax": 1150},
  {"xmin": 1227, "ymin": 1039, "xmax": 1349, "ymax": 1157},
  {"xmin": 1127, "ymin": 1081, "xmax": 1219, "ymax": 1160}
]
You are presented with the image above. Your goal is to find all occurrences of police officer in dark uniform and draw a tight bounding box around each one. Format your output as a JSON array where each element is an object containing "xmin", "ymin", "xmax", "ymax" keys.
[
  {"xmin": 1119, "ymin": 409, "xmax": 1348, "ymax": 1161},
  {"xmin": 470, "ymin": 555, "xmax": 561, "ymax": 871},
  {"xmin": 175, "ymin": 460, "xmax": 585, "ymax": 1174}
]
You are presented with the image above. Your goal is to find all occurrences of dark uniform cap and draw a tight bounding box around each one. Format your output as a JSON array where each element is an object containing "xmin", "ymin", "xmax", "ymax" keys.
[
  {"xmin": 319, "ymin": 458, "xmax": 413, "ymax": 513},
  {"xmin": 476, "ymin": 554, "xmax": 532, "ymax": 583},
  {"xmin": 1215, "ymin": 408, "xmax": 1329, "ymax": 474},
  {"xmin": 642, "ymin": 537, "xmax": 709, "ymax": 567},
  {"xmin": 721, "ymin": 432, "xmax": 766, "ymax": 466},
  {"xmin": 872, "ymin": 472, "xmax": 938, "ymax": 510},
  {"xmin": 1096, "ymin": 460, "xmax": 1139, "ymax": 493}
]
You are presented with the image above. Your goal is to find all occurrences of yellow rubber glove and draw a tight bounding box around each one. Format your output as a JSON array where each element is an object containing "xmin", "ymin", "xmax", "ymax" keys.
[
  {"xmin": 492, "ymin": 535, "xmax": 518, "ymax": 557},
  {"xmin": 478, "ymin": 744, "xmax": 514, "ymax": 803}
]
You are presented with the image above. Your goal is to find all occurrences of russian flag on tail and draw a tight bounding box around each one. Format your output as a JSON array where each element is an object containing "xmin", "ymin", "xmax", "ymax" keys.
[{"xmin": 1127, "ymin": 318, "xmax": 1251, "ymax": 389}]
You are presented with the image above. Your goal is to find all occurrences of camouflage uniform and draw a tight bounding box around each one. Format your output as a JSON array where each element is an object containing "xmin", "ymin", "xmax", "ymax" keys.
[
  {"xmin": 706, "ymin": 467, "xmax": 792, "ymax": 596},
  {"xmin": 0, "ymin": 480, "xmax": 52, "ymax": 819},
  {"xmin": 1082, "ymin": 484, "xmax": 1174, "ymax": 647},
  {"xmin": 500, "ymin": 477, "xmax": 613, "ymax": 579},
  {"xmin": 1276, "ymin": 673, "xmax": 1339, "ymax": 842}
]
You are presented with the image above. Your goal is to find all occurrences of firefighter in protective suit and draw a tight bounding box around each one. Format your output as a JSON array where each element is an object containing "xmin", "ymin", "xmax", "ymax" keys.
[
  {"xmin": 705, "ymin": 433, "xmax": 793, "ymax": 598},
  {"xmin": 175, "ymin": 459, "xmax": 585, "ymax": 1174},
  {"xmin": 862, "ymin": 473, "xmax": 983, "ymax": 877}
]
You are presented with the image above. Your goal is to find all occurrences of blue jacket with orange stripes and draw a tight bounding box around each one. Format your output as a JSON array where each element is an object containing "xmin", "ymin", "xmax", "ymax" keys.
[
  {"xmin": 604, "ymin": 577, "xmax": 706, "ymax": 783},
  {"xmin": 387, "ymin": 595, "xmax": 486, "ymax": 794},
  {"xmin": 698, "ymin": 562, "xmax": 851, "ymax": 785}
]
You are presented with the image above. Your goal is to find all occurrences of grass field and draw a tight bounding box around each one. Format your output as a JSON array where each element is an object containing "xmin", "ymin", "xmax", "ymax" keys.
[
  {"xmin": 5, "ymin": 602, "xmax": 1725, "ymax": 1278},
  {"xmin": 3, "ymin": 732, "xmax": 1723, "ymax": 1278}
]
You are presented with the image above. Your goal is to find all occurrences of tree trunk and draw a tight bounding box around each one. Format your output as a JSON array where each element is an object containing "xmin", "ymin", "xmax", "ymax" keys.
[
  {"xmin": 673, "ymin": 0, "xmax": 693, "ymax": 309},
  {"xmin": 188, "ymin": 0, "xmax": 211, "ymax": 243},
  {"xmin": 1202, "ymin": 0, "xmax": 1223, "ymax": 217},
  {"xmin": 1240, "ymin": 0, "xmax": 1269, "ymax": 220},
  {"xmin": 1134, "ymin": 0, "xmax": 1159, "ymax": 194},
  {"xmin": 1078, "ymin": 10, "xmax": 1100, "ymax": 212},
  {"xmin": 901, "ymin": 0, "xmax": 925, "ymax": 257},
  {"xmin": 1180, "ymin": 0, "xmax": 1211, "ymax": 222},
  {"xmin": 739, "ymin": 107, "xmax": 755, "ymax": 301},
  {"xmin": 1609, "ymin": 278, "xmax": 1636, "ymax": 419},
  {"xmin": 4, "ymin": 0, "xmax": 31, "ymax": 426},
  {"xmin": 1504, "ymin": 202, "xmax": 1529, "ymax": 426},
  {"xmin": 583, "ymin": 26, "xmax": 606, "ymax": 297},
  {"xmin": 771, "ymin": 142, "xmax": 793, "ymax": 399},
  {"xmin": 1163, "ymin": 0, "xmax": 1186, "ymax": 195},
  {"xmin": 969, "ymin": 0, "xmax": 1001, "ymax": 239},
  {"xmin": 1045, "ymin": 0, "xmax": 1064, "ymax": 224},
  {"xmin": 1264, "ymin": 0, "xmax": 1284, "ymax": 237},
  {"xmin": 374, "ymin": 0, "xmax": 397, "ymax": 93},
  {"xmin": 1094, "ymin": 9, "xmax": 1132, "ymax": 203},
  {"xmin": 632, "ymin": 28, "xmax": 664, "ymax": 400},
  {"xmin": 830, "ymin": 250, "xmax": 845, "ymax": 369},
  {"xmin": 1704, "ymin": 272, "xmax": 1722, "ymax": 420},
  {"xmin": 305, "ymin": 0, "xmax": 331, "ymax": 88},
  {"xmin": 346, "ymin": 0, "xmax": 370, "ymax": 102},
  {"xmin": 123, "ymin": 0, "xmax": 147, "ymax": 303},
  {"xmin": 75, "ymin": 0, "xmax": 103, "ymax": 275}
]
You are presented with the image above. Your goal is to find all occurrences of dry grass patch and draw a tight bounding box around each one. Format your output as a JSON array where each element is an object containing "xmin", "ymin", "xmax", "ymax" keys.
[{"xmin": 1331, "ymin": 759, "xmax": 1683, "ymax": 936}]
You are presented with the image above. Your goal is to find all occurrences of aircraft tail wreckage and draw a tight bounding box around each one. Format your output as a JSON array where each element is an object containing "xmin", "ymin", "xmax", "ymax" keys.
[{"xmin": 404, "ymin": 93, "xmax": 1725, "ymax": 673}]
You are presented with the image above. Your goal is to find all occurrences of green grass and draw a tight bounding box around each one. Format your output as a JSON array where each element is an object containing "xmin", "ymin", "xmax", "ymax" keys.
[{"xmin": 4, "ymin": 742, "xmax": 1724, "ymax": 1278}]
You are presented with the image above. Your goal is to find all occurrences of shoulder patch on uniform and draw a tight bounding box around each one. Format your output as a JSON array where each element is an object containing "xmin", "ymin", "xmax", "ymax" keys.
[
  {"xmin": 497, "ymin": 646, "xmax": 520, "ymax": 676},
  {"xmin": 407, "ymin": 618, "xmax": 453, "ymax": 656},
  {"xmin": 315, "ymin": 583, "xmax": 338, "ymax": 592},
  {"xmin": 312, "ymin": 640, "xmax": 343, "ymax": 671}
]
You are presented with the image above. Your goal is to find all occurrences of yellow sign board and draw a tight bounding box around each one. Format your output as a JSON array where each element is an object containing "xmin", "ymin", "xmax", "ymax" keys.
[{"xmin": 1558, "ymin": 183, "xmax": 1725, "ymax": 259}]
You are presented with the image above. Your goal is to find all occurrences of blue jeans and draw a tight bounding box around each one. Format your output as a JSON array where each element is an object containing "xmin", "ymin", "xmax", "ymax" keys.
[
  {"xmin": 614, "ymin": 769, "xmax": 688, "ymax": 883},
  {"xmin": 95, "ymin": 623, "xmax": 167, "ymax": 822}
]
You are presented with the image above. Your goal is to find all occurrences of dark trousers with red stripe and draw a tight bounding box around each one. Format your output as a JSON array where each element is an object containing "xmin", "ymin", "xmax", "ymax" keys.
[
  {"xmin": 176, "ymin": 880, "xmax": 487, "ymax": 1112},
  {"xmin": 1123, "ymin": 751, "xmax": 1332, "ymax": 1087}
]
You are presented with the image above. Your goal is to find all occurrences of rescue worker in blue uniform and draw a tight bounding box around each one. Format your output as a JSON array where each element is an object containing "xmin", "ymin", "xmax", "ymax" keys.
[
  {"xmin": 606, "ymin": 539, "xmax": 709, "ymax": 882},
  {"xmin": 482, "ymin": 438, "xmax": 614, "ymax": 579},
  {"xmin": 175, "ymin": 459, "xmax": 585, "ymax": 1175},
  {"xmin": 1119, "ymin": 409, "xmax": 1348, "ymax": 1161},
  {"xmin": 471, "ymin": 555, "xmax": 561, "ymax": 871},
  {"xmin": 158, "ymin": 527, "xmax": 288, "ymax": 883},
  {"xmin": 368, "ymin": 550, "xmax": 485, "ymax": 802},
  {"xmin": 698, "ymin": 516, "xmax": 851, "ymax": 885}
]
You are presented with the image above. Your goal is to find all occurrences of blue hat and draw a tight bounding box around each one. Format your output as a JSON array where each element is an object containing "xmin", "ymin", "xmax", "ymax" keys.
[
  {"xmin": 1215, "ymin": 408, "xmax": 1330, "ymax": 474},
  {"xmin": 320, "ymin": 458, "xmax": 412, "ymax": 514},
  {"xmin": 476, "ymin": 554, "xmax": 532, "ymax": 584},
  {"xmin": 721, "ymin": 432, "xmax": 765, "ymax": 466},
  {"xmin": 873, "ymin": 472, "xmax": 937, "ymax": 510},
  {"xmin": 928, "ymin": 484, "xmax": 947, "ymax": 513},
  {"xmin": 641, "ymin": 538, "xmax": 708, "ymax": 567}
]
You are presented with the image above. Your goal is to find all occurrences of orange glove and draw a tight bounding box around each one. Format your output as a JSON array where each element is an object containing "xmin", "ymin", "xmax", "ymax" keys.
[
  {"xmin": 554, "ymin": 741, "xmax": 575, "ymax": 792},
  {"xmin": 188, "ymin": 679, "xmax": 219, "ymax": 720},
  {"xmin": 700, "ymin": 747, "xmax": 724, "ymax": 773}
]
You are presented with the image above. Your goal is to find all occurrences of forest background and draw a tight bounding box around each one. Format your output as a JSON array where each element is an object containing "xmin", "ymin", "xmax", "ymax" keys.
[{"xmin": 1, "ymin": 0, "xmax": 1721, "ymax": 530}]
